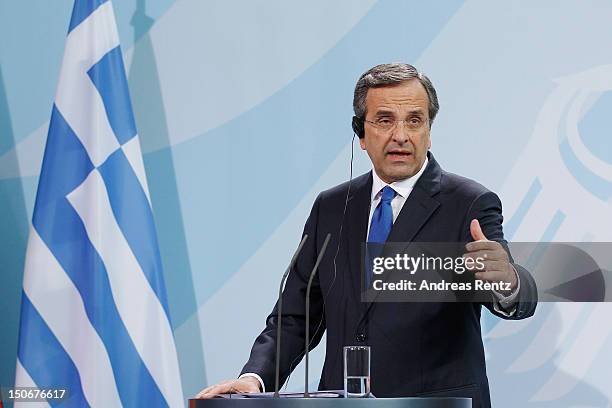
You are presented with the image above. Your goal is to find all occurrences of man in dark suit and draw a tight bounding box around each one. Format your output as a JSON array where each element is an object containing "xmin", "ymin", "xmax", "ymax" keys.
[{"xmin": 197, "ymin": 63, "xmax": 537, "ymax": 407}]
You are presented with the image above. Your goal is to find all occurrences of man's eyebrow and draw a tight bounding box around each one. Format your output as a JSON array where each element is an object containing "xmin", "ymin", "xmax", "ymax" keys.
[
  {"xmin": 373, "ymin": 109, "xmax": 395, "ymax": 116},
  {"xmin": 406, "ymin": 108, "xmax": 425, "ymax": 116},
  {"xmin": 373, "ymin": 108, "xmax": 425, "ymax": 116}
]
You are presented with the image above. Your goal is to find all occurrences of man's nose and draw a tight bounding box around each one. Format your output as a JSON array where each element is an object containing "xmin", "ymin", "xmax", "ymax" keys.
[{"xmin": 391, "ymin": 123, "xmax": 410, "ymax": 144}]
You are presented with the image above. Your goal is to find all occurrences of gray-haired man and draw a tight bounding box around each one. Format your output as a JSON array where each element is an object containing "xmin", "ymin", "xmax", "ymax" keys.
[{"xmin": 197, "ymin": 63, "xmax": 537, "ymax": 408}]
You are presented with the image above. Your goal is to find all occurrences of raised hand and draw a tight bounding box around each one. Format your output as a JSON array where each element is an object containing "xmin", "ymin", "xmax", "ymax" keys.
[{"xmin": 464, "ymin": 219, "xmax": 517, "ymax": 294}]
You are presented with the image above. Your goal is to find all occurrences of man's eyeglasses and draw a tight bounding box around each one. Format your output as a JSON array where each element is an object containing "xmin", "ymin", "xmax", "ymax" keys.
[{"xmin": 364, "ymin": 117, "xmax": 428, "ymax": 132}]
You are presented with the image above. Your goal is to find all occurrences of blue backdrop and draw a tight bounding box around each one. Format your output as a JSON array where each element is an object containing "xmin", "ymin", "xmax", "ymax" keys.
[{"xmin": 1, "ymin": 1, "xmax": 612, "ymax": 406}]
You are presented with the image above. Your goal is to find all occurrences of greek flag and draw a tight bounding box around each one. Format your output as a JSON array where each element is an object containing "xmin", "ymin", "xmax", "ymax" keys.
[{"xmin": 14, "ymin": 1, "xmax": 183, "ymax": 407}]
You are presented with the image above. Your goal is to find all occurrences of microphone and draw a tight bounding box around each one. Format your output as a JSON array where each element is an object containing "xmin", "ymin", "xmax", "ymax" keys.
[
  {"xmin": 274, "ymin": 234, "xmax": 309, "ymax": 398},
  {"xmin": 304, "ymin": 233, "xmax": 332, "ymax": 398},
  {"xmin": 275, "ymin": 134, "xmax": 356, "ymax": 393}
]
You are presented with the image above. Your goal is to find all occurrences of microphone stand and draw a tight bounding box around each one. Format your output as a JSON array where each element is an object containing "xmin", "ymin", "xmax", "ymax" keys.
[
  {"xmin": 274, "ymin": 234, "xmax": 309, "ymax": 398},
  {"xmin": 304, "ymin": 233, "xmax": 332, "ymax": 398}
]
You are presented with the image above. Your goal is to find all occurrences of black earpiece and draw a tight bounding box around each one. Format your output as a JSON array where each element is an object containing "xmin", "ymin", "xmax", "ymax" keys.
[{"xmin": 351, "ymin": 116, "xmax": 365, "ymax": 139}]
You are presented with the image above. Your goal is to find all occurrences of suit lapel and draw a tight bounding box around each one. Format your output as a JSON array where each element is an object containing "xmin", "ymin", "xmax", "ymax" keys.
[
  {"xmin": 386, "ymin": 187, "xmax": 440, "ymax": 243},
  {"xmin": 388, "ymin": 152, "xmax": 442, "ymax": 243}
]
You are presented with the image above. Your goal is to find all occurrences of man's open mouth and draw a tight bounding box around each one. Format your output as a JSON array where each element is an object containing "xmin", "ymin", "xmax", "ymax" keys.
[{"xmin": 386, "ymin": 151, "xmax": 412, "ymax": 158}]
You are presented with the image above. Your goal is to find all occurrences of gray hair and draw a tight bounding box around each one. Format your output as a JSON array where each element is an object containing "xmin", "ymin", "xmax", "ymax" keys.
[{"xmin": 353, "ymin": 63, "xmax": 439, "ymax": 126}]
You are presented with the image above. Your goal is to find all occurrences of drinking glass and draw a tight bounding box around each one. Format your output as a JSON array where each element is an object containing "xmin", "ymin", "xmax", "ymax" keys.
[{"xmin": 343, "ymin": 346, "xmax": 370, "ymax": 398}]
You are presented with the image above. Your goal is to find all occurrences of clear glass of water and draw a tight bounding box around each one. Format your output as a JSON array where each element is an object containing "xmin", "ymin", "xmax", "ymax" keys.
[{"xmin": 344, "ymin": 346, "xmax": 370, "ymax": 398}]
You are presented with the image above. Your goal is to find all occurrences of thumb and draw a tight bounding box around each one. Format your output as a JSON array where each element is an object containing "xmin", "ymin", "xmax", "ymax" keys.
[{"xmin": 470, "ymin": 219, "xmax": 488, "ymax": 241}]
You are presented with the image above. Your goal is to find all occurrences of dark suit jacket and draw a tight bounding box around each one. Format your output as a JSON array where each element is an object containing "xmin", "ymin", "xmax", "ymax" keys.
[{"xmin": 241, "ymin": 152, "xmax": 537, "ymax": 408}]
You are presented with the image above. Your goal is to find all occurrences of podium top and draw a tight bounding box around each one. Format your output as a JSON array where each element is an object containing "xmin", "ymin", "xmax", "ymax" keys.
[{"xmin": 189, "ymin": 397, "xmax": 471, "ymax": 408}]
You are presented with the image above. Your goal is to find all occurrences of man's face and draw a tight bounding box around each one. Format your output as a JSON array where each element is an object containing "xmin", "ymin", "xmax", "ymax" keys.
[{"xmin": 359, "ymin": 79, "xmax": 431, "ymax": 184}]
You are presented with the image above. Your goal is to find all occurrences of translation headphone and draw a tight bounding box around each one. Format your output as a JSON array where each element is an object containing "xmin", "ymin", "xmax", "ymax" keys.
[{"xmin": 351, "ymin": 115, "xmax": 365, "ymax": 139}]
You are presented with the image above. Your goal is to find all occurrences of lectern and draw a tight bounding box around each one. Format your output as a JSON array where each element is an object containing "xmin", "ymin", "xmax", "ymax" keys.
[{"xmin": 189, "ymin": 397, "xmax": 471, "ymax": 408}]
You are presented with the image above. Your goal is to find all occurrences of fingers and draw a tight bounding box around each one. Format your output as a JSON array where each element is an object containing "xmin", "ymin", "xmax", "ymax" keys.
[
  {"xmin": 465, "ymin": 240, "xmax": 499, "ymax": 252},
  {"xmin": 195, "ymin": 378, "xmax": 261, "ymax": 399},
  {"xmin": 474, "ymin": 269, "xmax": 508, "ymax": 282},
  {"xmin": 195, "ymin": 385, "xmax": 215, "ymax": 398},
  {"xmin": 195, "ymin": 386, "xmax": 220, "ymax": 399},
  {"xmin": 463, "ymin": 223, "xmax": 517, "ymax": 290},
  {"xmin": 463, "ymin": 249, "xmax": 508, "ymax": 263},
  {"xmin": 470, "ymin": 219, "xmax": 487, "ymax": 241},
  {"xmin": 195, "ymin": 381, "xmax": 234, "ymax": 399},
  {"xmin": 474, "ymin": 260, "xmax": 507, "ymax": 274},
  {"xmin": 462, "ymin": 246, "xmax": 510, "ymax": 283},
  {"xmin": 462, "ymin": 256, "xmax": 508, "ymax": 281}
]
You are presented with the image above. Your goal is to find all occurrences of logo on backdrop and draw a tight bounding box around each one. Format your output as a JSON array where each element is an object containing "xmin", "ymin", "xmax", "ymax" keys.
[{"xmin": 487, "ymin": 65, "xmax": 612, "ymax": 405}]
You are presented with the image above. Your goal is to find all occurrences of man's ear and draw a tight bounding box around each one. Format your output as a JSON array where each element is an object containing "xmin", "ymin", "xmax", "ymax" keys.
[{"xmin": 359, "ymin": 137, "xmax": 367, "ymax": 150}]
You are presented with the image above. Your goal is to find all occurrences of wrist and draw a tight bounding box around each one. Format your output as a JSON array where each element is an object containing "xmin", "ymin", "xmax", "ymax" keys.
[
  {"xmin": 501, "ymin": 265, "xmax": 519, "ymax": 294},
  {"xmin": 239, "ymin": 374, "xmax": 263, "ymax": 392}
]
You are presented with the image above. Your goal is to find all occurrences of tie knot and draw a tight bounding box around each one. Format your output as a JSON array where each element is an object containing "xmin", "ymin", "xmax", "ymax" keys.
[{"xmin": 381, "ymin": 186, "xmax": 396, "ymax": 203}]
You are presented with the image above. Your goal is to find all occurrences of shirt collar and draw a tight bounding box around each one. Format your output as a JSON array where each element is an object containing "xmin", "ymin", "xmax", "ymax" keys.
[{"xmin": 371, "ymin": 155, "xmax": 429, "ymax": 201}]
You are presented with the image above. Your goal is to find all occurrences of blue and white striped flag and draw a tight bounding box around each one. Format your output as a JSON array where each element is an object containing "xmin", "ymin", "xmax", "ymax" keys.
[{"xmin": 14, "ymin": 1, "xmax": 183, "ymax": 407}]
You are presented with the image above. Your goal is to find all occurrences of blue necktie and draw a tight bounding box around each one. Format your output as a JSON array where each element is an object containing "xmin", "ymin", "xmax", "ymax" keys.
[
  {"xmin": 366, "ymin": 186, "xmax": 396, "ymax": 286},
  {"xmin": 368, "ymin": 186, "xmax": 396, "ymax": 244}
]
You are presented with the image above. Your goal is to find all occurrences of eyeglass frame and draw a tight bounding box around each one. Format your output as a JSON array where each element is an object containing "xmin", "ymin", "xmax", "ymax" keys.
[{"xmin": 363, "ymin": 116, "xmax": 430, "ymax": 132}]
